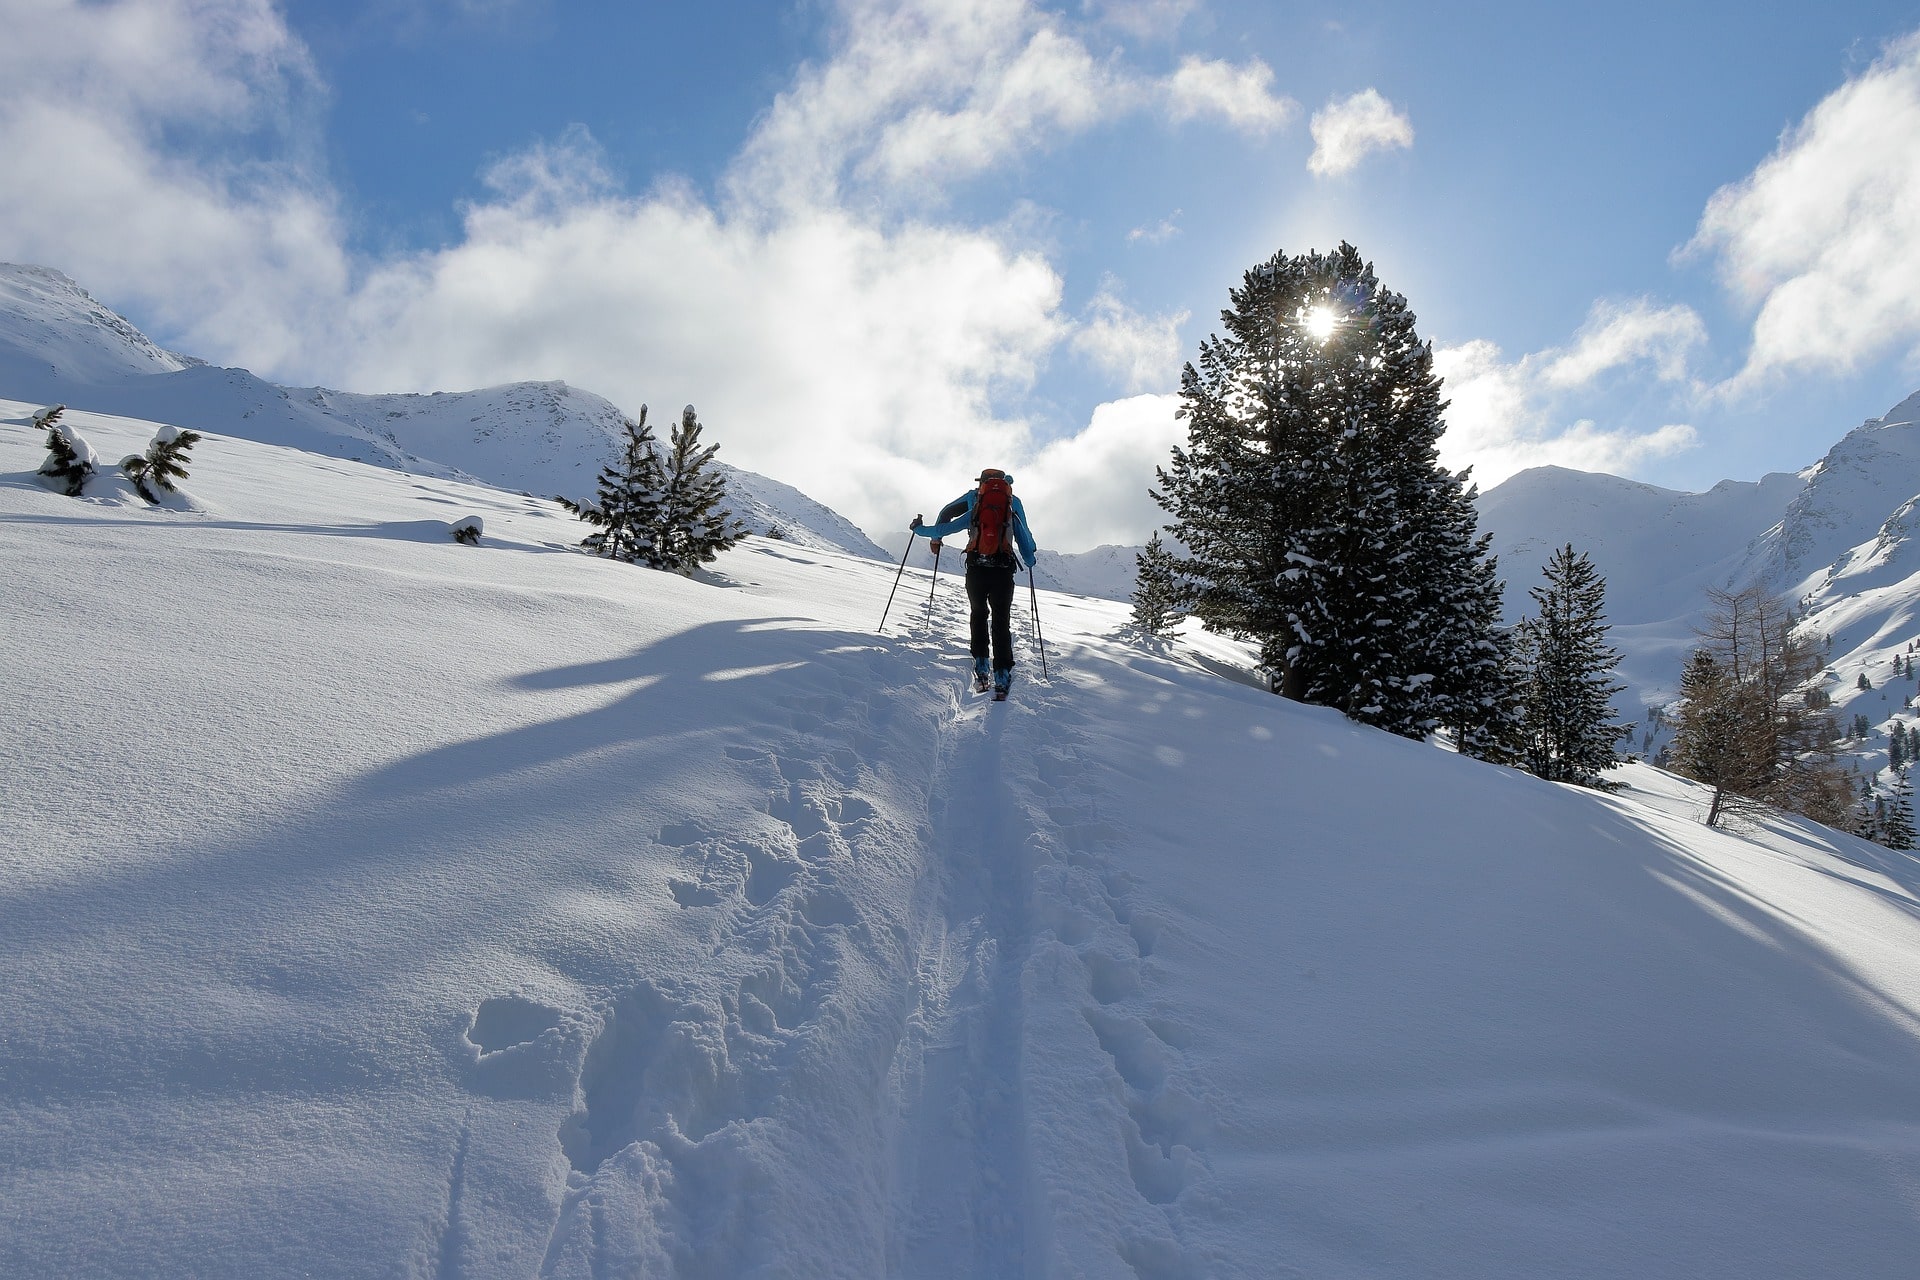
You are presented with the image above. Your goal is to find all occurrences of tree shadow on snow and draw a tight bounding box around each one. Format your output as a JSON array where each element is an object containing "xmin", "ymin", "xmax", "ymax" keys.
[{"xmin": 0, "ymin": 619, "xmax": 925, "ymax": 1090}]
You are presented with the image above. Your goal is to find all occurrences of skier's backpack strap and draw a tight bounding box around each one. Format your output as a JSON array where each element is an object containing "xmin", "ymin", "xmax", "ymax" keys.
[{"xmin": 967, "ymin": 469, "xmax": 1015, "ymax": 565}]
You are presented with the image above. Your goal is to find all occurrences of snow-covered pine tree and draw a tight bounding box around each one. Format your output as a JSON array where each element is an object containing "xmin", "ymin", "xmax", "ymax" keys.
[
  {"xmin": 559, "ymin": 407, "xmax": 665, "ymax": 563},
  {"xmin": 1152, "ymin": 242, "xmax": 1506, "ymax": 744},
  {"xmin": 646, "ymin": 405, "xmax": 746, "ymax": 575},
  {"xmin": 119, "ymin": 425, "xmax": 203, "ymax": 504},
  {"xmin": 1409, "ymin": 469, "xmax": 1520, "ymax": 762},
  {"xmin": 1130, "ymin": 531, "xmax": 1185, "ymax": 638},
  {"xmin": 34, "ymin": 406, "xmax": 96, "ymax": 497},
  {"xmin": 1516, "ymin": 544, "xmax": 1629, "ymax": 788}
]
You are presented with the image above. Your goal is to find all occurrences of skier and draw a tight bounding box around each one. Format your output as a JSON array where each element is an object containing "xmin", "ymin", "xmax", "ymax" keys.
[{"xmin": 909, "ymin": 468, "xmax": 1038, "ymax": 697}]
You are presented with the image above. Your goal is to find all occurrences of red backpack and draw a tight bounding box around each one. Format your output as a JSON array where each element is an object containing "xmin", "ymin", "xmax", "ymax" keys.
[{"xmin": 968, "ymin": 469, "xmax": 1015, "ymax": 560}]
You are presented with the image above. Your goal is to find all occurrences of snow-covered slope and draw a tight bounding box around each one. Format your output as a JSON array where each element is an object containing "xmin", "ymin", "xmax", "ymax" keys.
[
  {"xmin": 1749, "ymin": 389, "xmax": 1920, "ymax": 594},
  {"xmin": 1033, "ymin": 542, "xmax": 1142, "ymax": 602},
  {"xmin": 0, "ymin": 264, "xmax": 193, "ymax": 384},
  {"xmin": 1478, "ymin": 465, "xmax": 1803, "ymax": 626},
  {"xmin": 0, "ymin": 262, "xmax": 887, "ymax": 561},
  {"xmin": 11, "ymin": 399, "xmax": 1920, "ymax": 1277},
  {"xmin": 1477, "ymin": 465, "xmax": 1804, "ymax": 708}
]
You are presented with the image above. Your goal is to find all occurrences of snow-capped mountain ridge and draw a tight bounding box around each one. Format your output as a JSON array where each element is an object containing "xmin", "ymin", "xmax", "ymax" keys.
[
  {"xmin": 1746, "ymin": 389, "xmax": 1920, "ymax": 595},
  {"xmin": 1476, "ymin": 391, "xmax": 1920, "ymax": 710},
  {"xmin": 0, "ymin": 262, "xmax": 886, "ymax": 561},
  {"xmin": 0, "ymin": 264, "xmax": 193, "ymax": 383}
]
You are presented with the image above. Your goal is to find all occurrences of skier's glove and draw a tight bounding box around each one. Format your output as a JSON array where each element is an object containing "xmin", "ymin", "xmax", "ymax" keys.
[
  {"xmin": 930, "ymin": 539, "xmax": 943, "ymax": 554},
  {"xmin": 909, "ymin": 514, "xmax": 923, "ymax": 531}
]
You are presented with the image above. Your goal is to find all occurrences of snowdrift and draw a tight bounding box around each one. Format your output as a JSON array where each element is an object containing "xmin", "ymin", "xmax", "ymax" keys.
[{"xmin": 8, "ymin": 402, "xmax": 1920, "ymax": 1278}]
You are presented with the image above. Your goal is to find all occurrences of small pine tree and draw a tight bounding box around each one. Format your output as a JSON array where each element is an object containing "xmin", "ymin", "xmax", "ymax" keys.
[
  {"xmin": 559, "ymin": 407, "xmax": 666, "ymax": 563},
  {"xmin": 35, "ymin": 406, "xmax": 96, "ymax": 497},
  {"xmin": 647, "ymin": 405, "xmax": 747, "ymax": 575},
  {"xmin": 1130, "ymin": 531, "xmax": 1185, "ymax": 638},
  {"xmin": 1850, "ymin": 793, "xmax": 1882, "ymax": 842},
  {"xmin": 1885, "ymin": 770, "xmax": 1917, "ymax": 851},
  {"xmin": 1807, "ymin": 685, "xmax": 1832, "ymax": 710},
  {"xmin": 1859, "ymin": 673, "xmax": 1873, "ymax": 690},
  {"xmin": 1514, "ymin": 544, "xmax": 1629, "ymax": 788},
  {"xmin": 1892, "ymin": 723, "xmax": 1907, "ymax": 771},
  {"xmin": 120, "ymin": 426, "xmax": 204, "ymax": 503},
  {"xmin": 449, "ymin": 515, "xmax": 484, "ymax": 545}
]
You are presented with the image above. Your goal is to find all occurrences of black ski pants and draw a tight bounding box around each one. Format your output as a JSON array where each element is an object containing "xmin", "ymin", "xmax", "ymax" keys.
[{"xmin": 965, "ymin": 559, "xmax": 1018, "ymax": 672}]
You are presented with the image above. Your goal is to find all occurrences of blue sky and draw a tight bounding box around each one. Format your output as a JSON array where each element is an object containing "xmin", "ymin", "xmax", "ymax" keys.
[{"xmin": 5, "ymin": 0, "xmax": 1920, "ymax": 548}]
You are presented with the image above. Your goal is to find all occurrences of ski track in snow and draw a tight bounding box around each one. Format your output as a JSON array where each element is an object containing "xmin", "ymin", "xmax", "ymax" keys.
[{"xmin": 449, "ymin": 590, "xmax": 1218, "ymax": 1278}]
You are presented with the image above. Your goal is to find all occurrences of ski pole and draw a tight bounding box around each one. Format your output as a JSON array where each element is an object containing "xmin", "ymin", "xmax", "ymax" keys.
[
  {"xmin": 925, "ymin": 544, "xmax": 942, "ymax": 627},
  {"xmin": 877, "ymin": 525, "xmax": 918, "ymax": 632},
  {"xmin": 1029, "ymin": 566, "xmax": 1048, "ymax": 679}
]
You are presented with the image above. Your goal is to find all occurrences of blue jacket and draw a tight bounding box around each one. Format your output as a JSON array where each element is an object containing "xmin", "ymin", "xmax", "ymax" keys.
[{"xmin": 915, "ymin": 489, "xmax": 1037, "ymax": 569}]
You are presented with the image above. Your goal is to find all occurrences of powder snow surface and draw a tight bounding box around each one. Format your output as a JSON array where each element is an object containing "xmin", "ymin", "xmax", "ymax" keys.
[{"xmin": 9, "ymin": 401, "xmax": 1920, "ymax": 1278}]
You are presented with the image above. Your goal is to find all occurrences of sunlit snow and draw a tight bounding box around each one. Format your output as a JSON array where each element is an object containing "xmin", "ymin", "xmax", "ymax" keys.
[{"xmin": 9, "ymin": 399, "xmax": 1920, "ymax": 1277}]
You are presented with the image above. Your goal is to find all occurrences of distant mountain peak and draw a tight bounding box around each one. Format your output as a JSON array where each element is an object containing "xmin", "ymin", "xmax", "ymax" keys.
[
  {"xmin": 1751, "ymin": 390, "xmax": 1920, "ymax": 591},
  {"xmin": 0, "ymin": 263, "xmax": 191, "ymax": 382}
]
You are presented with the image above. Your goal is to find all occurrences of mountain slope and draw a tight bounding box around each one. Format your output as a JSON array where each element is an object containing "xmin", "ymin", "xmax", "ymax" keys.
[
  {"xmin": 9, "ymin": 400, "xmax": 1920, "ymax": 1277},
  {"xmin": 0, "ymin": 262, "xmax": 887, "ymax": 561},
  {"xmin": 0, "ymin": 264, "xmax": 192, "ymax": 384},
  {"xmin": 1749, "ymin": 389, "xmax": 1920, "ymax": 593},
  {"xmin": 1479, "ymin": 389, "xmax": 1920, "ymax": 713}
]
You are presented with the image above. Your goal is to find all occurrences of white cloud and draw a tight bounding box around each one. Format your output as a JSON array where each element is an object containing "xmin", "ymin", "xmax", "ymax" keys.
[
  {"xmin": 1070, "ymin": 290, "xmax": 1187, "ymax": 392},
  {"xmin": 1082, "ymin": 0, "xmax": 1198, "ymax": 42},
  {"xmin": 730, "ymin": 0, "xmax": 1078, "ymax": 210},
  {"xmin": 1126, "ymin": 209, "xmax": 1181, "ymax": 244},
  {"xmin": 1685, "ymin": 31, "xmax": 1920, "ymax": 391},
  {"xmin": 1024, "ymin": 394, "xmax": 1185, "ymax": 547},
  {"xmin": 1307, "ymin": 88, "xmax": 1413, "ymax": 177},
  {"xmin": 734, "ymin": 2, "xmax": 1297, "ymax": 211},
  {"xmin": 1538, "ymin": 298, "xmax": 1707, "ymax": 390},
  {"xmin": 1164, "ymin": 56, "xmax": 1297, "ymax": 134},
  {"xmin": 861, "ymin": 26, "xmax": 1115, "ymax": 191},
  {"xmin": 1433, "ymin": 314, "xmax": 1703, "ymax": 487}
]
